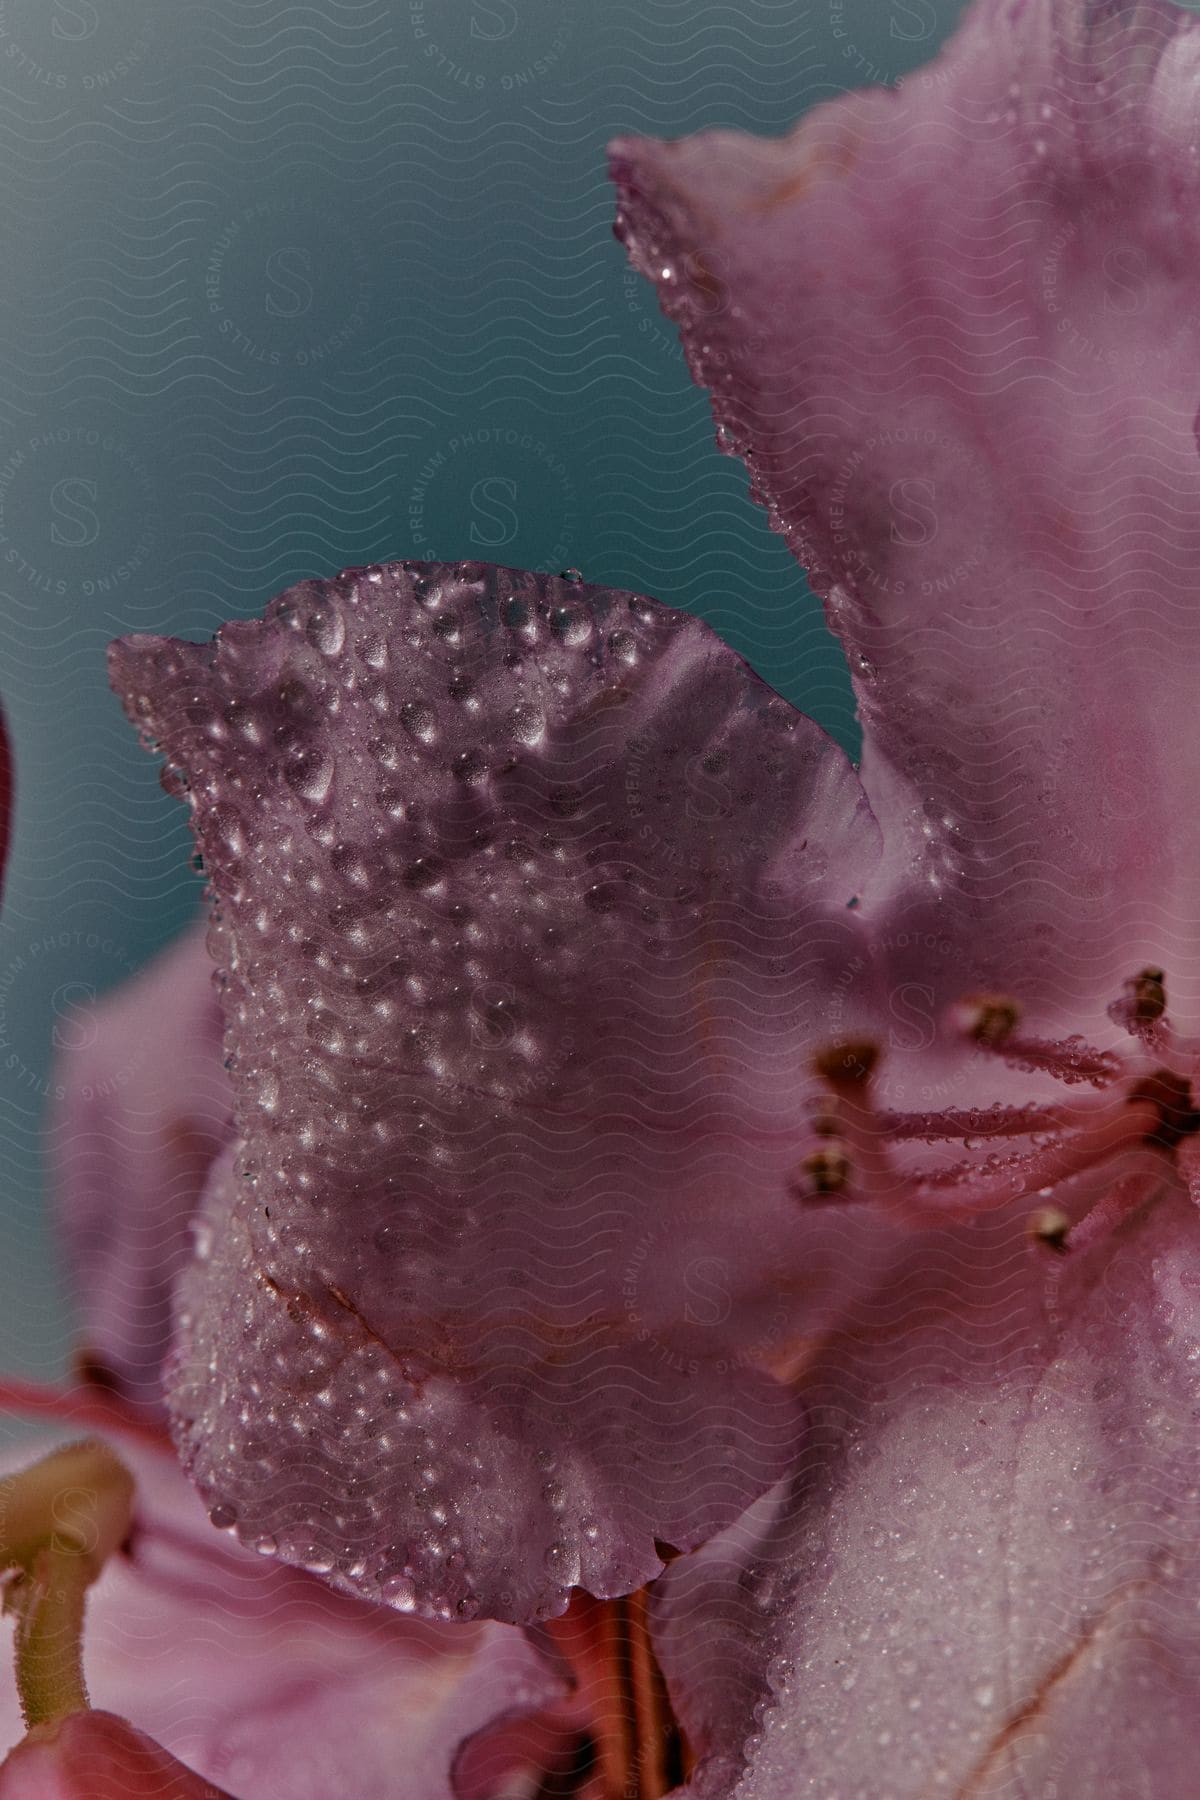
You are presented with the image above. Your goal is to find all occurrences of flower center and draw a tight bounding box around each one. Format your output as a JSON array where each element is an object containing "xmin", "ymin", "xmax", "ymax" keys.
[{"xmin": 795, "ymin": 968, "xmax": 1200, "ymax": 1246}]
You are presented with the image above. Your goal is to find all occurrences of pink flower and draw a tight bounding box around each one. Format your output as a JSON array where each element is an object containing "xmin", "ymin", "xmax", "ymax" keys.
[{"xmin": 81, "ymin": 0, "xmax": 1200, "ymax": 1792}]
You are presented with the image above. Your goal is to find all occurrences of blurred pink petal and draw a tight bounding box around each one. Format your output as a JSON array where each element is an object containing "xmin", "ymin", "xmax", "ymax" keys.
[
  {"xmin": 108, "ymin": 560, "xmax": 885, "ymax": 1623},
  {"xmin": 48, "ymin": 924, "xmax": 229, "ymax": 1412},
  {"xmin": 611, "ymin": 0, "xmax": 1200, "ymax": 1030},
  {"xmin": 0, "ymin": 1432, "xmax": 566, "ymax": 1799},
  {"xmin": 0, "ymin": 1711, "xmax": 233, "ymax": 1799}
]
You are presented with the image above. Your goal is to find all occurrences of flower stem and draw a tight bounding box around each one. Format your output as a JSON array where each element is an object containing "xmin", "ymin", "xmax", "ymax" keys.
[
  {"xmin": 7, "ymin": 1544, "xmax": 91, "ymax": 1726},
  {"xmin": 0, "ymin": 1440, "xmax": 135, "ymax": 1727},
  {"xmin": 0, "ymin": 1374, "xmax": 172, "ymax": 1450}
]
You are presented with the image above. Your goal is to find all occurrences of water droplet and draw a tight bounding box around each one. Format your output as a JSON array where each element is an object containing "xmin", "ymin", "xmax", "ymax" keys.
[
  {"xmin": 508, "ymin": 702, "xmax": 545, "ymax": 746},
  {"xmin": 283, "ymin": 744, "xmax": 334, "ymax": 805},
  {"xmin": 401, "ymin": 701, "xmax": 437, "ymax": 745},
  {"xmin": 306, "ymin": 605, "xmax": 346, "ymax": 657},
  {"xmin": 452, "ymin": 748, "xmax": 488, "ymax": 783},
  {"xmin": 550, "ymin": 605, "xmax": 592, "ymax": 647},
  {"xmin": 209, "ymin": 1503, "xmax": 238, "ymax": 1530},
  {"xmin": 381, "ymin": 1572, "xmax": 416, "ymax": 1610}
]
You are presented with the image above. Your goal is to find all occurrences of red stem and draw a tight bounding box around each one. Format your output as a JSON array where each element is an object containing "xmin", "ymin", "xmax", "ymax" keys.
[{"xmin": 0, "ymin": 1377, "xmax": 174, "ymax": 1452}]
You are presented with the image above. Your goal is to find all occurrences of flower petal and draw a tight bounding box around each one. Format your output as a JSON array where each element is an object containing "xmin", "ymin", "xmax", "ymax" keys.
[
  {"xmin": 611, "ymin": 0, "xmax": 1200, "ymax": 1024},
  {"xmin": 48, "ymin": 923, "xmax": 229, "ymax": 1411},
  {"xmin": 650, "ymin": 1188, "xmax": 1200, "ymax": 1797},
  {"xmin": 0, "ymin": 1712, "xmax": 234, "ymax": 1799},
  {"xmin": 110, "ymin": 558, "xmax": 881, "ymax": 1622},
  {"xmin": 0, "ymin": 1434, "xmax": 566, "ymax": 1800}
]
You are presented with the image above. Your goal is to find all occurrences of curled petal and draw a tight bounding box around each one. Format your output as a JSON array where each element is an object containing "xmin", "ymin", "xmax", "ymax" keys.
[
  {"xmin": 612, "ymin": 0, "xmax": 1200, "ymax": 1027},
  {"xmin": 111, "ymin": 559, "xmax": 881, "ymax": 1622}
]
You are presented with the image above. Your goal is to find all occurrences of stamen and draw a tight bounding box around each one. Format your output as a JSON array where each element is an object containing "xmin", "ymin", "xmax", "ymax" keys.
[
  {"xmin": 977, "ymin": 1031, "xmax": 1122, "ymax": 1089},
  {"xmin": 880, "ymin": 1103, "xmax": 1065, "ymax": 1142},
  {"xmin": 798, "ymin": 1147, "xmax": 851, "ymax": 1198},
  {"xmin": 1027, "ymin": 1205, "xmax": 1071, "ymax": 1252},
  {"xmin": 1109, "ymin": 966, "xmax": 1168, "ymax": 1036},
  {"xmin": 956, "ymin": 993, "xmax": 1021, "ymax": 1046},
  {"xmin": 811, "ymin": 1040, "xmax": 879, "ymax": 1087},
  {"xmin": 910, "ymin": 1093, "xmax": 1159, "ymax": 1216},
  {"xmin": 804, "ymin": 1039, "xmax": 913, "ymax": 1212}
]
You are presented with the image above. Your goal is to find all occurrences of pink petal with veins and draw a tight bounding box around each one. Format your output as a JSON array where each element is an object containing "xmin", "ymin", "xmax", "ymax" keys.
[
  {"xmin": 651, "ymin": 1184, "xmax": 1200, "ymax": 1799},
  {"xmin": 611, "ymin": 0, "xmax": 1200, "ymax": 1030}
]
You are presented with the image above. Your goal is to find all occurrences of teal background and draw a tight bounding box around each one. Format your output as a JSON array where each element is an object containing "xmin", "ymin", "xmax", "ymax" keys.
[{"xmin": 0, "ymin": 0, "xmax": 969, "ymax": 1385}]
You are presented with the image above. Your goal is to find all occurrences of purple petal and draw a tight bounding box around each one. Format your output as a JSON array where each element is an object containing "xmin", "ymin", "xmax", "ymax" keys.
[
  {"xmin": 651, "ymin": 1190, "xmax": 1200, "ymax": 1797},
  {"xmin": 0, "ymin": 1435, "xmax": 565, "ymax": 1800},
  {"xmin": 110, "ymin": 560, "xmax": 881, "ymax": 1623},
  {"xmin": 611, "ymin": 0, "xmax": 1200, "ymax": 1025},
  {"xmin": 48, "ymin": 924, "xmax": 229, "ymax": 1410}
]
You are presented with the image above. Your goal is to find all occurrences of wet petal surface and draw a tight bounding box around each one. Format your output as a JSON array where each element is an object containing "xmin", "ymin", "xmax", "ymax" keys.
[
  {"xmin": 611, "ymin": 0, "xmax": 1200, "ymax": 1030},
  {"xmin": 0, "ymin": 1434, "xmax": 565, "ymax": 1800},
  {"xmin": 110, "ymin": 559, "xmax": 881, "ymax": 1622},
  {"xmin": 649, "ymin": 1185, "xmax": 1200, "ymax": 1799}
]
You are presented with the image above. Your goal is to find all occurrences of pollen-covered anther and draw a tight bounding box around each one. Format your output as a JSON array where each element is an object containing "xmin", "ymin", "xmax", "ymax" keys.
[
  {"xmin": 798, "ymin": 1146, "xmax": 852, "ymax": 1199},
  {"xmin": 1108, "ymin": 965, "xmax": 1169, "ymax": 1040},
  {"xmin": 956, "ymin": 992, "xmax": 1021, "ymax": 1046},
  {"xmin": 1131, "ymin": 967, "xmax": 1167, "ymax": 1023},
  {"xmin": 812, "ymin": 1039, "xmax": 879, "ymax": 1089},
  {"xmin": 1028, "ymin": 1205, "xmax": 1071, "ymax": 1253}
]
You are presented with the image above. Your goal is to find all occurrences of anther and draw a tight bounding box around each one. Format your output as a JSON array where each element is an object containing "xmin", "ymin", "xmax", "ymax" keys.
[
  {"xmin": 812, "ymin": 1040, "xmax": 879, "ymax": 1087},
  {"xmin": 1028, "ymin": 1205, "xmax": 1071, "ymax": 1253},
  {"xmin": 800, "ymin": 1147, "xmax": 851, "ymax": 1198},
  {"xmin": 957, "ymin": 993, "xmax": 1021, "ymax": 1046},
  {"xmin": 1109, "ymin": 966, "xmax": 1168, "ymax": 1036},
  {"xmin": 1132, "ymin": 968, "xmax": 1167, "ymax": 1022}
]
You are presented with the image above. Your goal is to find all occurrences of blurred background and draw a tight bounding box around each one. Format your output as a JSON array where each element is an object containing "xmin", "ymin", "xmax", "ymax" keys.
[{"xmin": 0, "ymin": 0, "xmax": 970, "ymax": 1386}]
